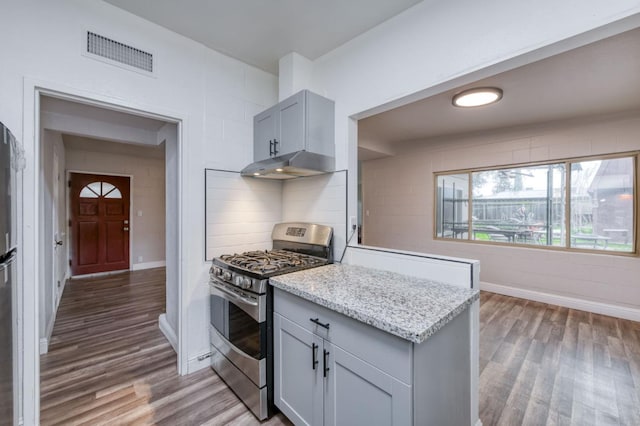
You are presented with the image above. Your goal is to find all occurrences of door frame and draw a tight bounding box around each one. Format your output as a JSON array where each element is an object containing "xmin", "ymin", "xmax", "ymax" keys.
[
  {"xmin": 21, "ymin": 78, "xmax": 187, "ymax": 426},
  {"xmin": 66, "ymin": 170, "xmax": 134, "ymax": 277}
]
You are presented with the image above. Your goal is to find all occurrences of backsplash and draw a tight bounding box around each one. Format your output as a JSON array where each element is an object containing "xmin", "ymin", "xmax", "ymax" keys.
[
  {"xmin": 205, "ymin": 170, "xmax": 348, "ymax": 262},
  {"xmin": 205, "ymin": 169, "xmax": 282, "ymax": 260},
  {"xmin": 282, "ymin": 171, "xmax": 348, "ymax": 261}
]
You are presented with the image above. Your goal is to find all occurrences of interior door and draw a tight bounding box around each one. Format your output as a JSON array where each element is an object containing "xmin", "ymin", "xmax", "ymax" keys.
[{"xmin": 70, "ymin": 173, "xmax": 130, "ymax": 275}]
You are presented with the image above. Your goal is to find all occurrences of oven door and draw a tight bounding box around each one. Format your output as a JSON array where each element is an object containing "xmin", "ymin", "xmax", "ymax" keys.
[{"xmin": 209, "ymin": 279, "xmax": 267, "ymax": 386}]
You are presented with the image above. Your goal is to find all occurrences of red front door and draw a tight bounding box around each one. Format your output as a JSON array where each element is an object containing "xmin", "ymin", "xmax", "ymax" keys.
[{"xmin": 70, "ymin": 173, "xmax": 130, "ymax": 275}]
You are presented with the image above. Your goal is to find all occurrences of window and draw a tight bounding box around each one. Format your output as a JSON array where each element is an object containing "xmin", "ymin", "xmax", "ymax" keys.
[
  {"xmin": 435, "ymin": 154, "xmax": 637, "ymax": 254},
  {"xmin": 79, "ymin": 181, "xmax": 122, "ymax": 199}
]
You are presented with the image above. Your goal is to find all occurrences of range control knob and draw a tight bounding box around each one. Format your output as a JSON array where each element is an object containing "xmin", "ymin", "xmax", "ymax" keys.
[
  {"xmin": 241, "ymin": 277, "xmax": 252, "ymax": 289},
  {"xmin": 222, "ymin": 271, "xmax": 232, "ymax": 281},
  {"xmin": 234, "ymin": 276, "xmax": 252, "ymax": 289}
]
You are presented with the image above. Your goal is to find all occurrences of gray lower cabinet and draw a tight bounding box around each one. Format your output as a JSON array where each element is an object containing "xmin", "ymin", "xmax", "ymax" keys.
[
  {"xmin": 274, "ymin": 313, "xmax": 323, "ymax": 426},
  {"xmin": 324, "ymin": 343, "xmax": 412, "ymax": 426},
  {"xmin": 273, "ymin": 289, "xmax": 412, "ymax": 426}
]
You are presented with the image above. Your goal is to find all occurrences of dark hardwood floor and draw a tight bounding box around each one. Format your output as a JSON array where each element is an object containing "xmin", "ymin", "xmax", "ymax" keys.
[
  {"xmin": 40, "ymin": 268, "xmax": 290, "ymax": 426},
  {"xmin": 40, "ymin": 268, "xmax": 640, "ymax": 425}
]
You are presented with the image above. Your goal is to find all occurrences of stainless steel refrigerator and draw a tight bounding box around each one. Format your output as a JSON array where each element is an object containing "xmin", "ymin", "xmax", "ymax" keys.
[{"xmin": 0, "ymin": 121, "xmax": 18, "ymax": 426}]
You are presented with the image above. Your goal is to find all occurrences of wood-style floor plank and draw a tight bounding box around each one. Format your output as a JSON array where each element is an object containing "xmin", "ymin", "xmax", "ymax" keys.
[
  {"xmin": 480, "ymin": 292, "xmax": 640, "ymax": 426},
  {"xmin": 41, "ymin": 270, "xmax": 640, "ymax": 425},
  {"xmin": 40, "ymin": 268, "xmax": 291, "ymax": 426}
]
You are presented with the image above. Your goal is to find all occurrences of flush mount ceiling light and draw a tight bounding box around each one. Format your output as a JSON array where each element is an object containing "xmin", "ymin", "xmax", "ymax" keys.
[{"xmin": 452, "ymin": 87, "xmax": 503, "ymax": 108}]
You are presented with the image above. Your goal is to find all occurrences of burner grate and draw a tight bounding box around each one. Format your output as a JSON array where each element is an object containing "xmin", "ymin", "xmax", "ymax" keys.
[{"xmin": 219, "ymin": 249, "xmax": 325, "ymax": 275}]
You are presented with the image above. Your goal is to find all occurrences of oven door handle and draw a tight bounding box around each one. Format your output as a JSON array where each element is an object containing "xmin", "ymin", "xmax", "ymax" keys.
[
  {"xmin": 211, "ymin": 282, "xmax": 258, "ymax": 307},
  {"xmin": 209, "ymin": 281, "xmax": 265, "ymax": 323}
]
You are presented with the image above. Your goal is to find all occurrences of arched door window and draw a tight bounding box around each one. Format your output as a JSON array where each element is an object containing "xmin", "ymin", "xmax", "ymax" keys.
[{"xmin": 79, "ymin": 181, "xmax": 123, "ymax": 199}]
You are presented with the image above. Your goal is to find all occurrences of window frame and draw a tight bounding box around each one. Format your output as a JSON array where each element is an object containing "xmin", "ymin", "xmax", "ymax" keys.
[{"xmin": 433, "ymin": 151, "xmax": 639, "ymax": 256}]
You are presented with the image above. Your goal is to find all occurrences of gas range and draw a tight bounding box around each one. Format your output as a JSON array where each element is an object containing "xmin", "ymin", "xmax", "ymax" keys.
[
  {"xmin": 210, "ymin": 249, "xmax": 329, "ymax": 294},
  {"xmin": 208, "ymin": 223, "xmax": 333, "ymax": 420}
]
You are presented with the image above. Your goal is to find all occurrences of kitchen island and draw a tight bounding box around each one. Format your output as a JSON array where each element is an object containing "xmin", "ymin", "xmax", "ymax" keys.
[{"xmin": 270, "ymin": 263, "xmax": 480, "ymax": 426}]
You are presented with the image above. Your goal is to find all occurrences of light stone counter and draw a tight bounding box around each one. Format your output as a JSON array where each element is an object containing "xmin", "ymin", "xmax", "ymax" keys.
[{"xmin": 269, "ymin": 263, "xmax": 479, "ymax": 344}]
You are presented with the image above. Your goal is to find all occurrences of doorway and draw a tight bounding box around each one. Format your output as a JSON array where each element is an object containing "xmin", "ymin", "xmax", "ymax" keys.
[
  {"xmin": 21, "ymin": 83, "xmax": 186, "ymax": 425},
  {"xmin": 69, "ymin": 172, "xmax": 131, "ymax": 275}
]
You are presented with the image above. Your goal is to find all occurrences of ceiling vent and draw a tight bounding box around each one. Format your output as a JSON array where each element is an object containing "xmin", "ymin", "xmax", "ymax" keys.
[{"xmin": 86, "ymin": 31, "xmax": 153, "ymax": 74}]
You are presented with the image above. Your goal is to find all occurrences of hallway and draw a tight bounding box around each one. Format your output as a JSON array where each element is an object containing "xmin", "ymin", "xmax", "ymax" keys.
[{"xmin": 39, "ymin": 268, "xmax": 290, "ymax": 425}]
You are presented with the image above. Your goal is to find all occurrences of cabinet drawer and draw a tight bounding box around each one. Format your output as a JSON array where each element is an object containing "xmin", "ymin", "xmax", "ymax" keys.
[{"xmin": 273, "ymin": 287, "xmax": 413, "ymax": 384}]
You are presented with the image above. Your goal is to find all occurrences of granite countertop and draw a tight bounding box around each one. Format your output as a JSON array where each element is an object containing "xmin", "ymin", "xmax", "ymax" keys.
[{"xmin": 269, "ymin": 263, "xmax": 479, "ymax": 344}]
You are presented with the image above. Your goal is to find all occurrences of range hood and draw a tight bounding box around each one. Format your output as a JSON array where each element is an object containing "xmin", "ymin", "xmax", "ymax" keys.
[{"xmin": 240, "ymin": 151, "xmax": 335, "ymax": 180}]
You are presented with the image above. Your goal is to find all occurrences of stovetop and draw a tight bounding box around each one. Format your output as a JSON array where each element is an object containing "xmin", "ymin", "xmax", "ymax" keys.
[
  {"xmin": 210, "ymin": 223, "xmax": 333, "ymax": 294},
  {"xmin": 216, "ymin": 249, "xmax": 328, "ymax": 278},
  {"xmin": 210, "ymin": 249, "xmax": 330, "ymax": 295}
]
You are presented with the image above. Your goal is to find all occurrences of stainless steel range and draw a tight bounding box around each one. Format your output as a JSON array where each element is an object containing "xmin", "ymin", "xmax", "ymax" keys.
[{"xmin": 209, "ymin": 222, "xmax": 333, "ymax": 420}]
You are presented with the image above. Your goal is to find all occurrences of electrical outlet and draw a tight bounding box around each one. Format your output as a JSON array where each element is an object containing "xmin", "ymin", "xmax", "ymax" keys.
[
  {"xmin": 349, "ymin": 216, "xmax": 357, "ymax": 231},
  {"xmin": 138, "ymin": 256, "xmax": 143, "ymax": 263}
]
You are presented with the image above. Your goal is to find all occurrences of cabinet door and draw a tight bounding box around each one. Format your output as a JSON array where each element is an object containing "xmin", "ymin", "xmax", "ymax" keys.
[
  {"xmin": 254, "ymin": 105, "xmax": 278, "ymax": 161},
  {"xmin": 277, "ymin": 91, "xmax": 305, "ymax": 156},
  {"xmin": 274, "ymin": 313, "xmax": 324, "ymax": 426},
  {"xmin": 324, "ymin": 343, "xmax": 412, "ymax": 426}
]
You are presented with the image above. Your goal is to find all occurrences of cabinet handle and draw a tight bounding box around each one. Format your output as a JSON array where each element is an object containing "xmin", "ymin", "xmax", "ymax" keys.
[
  {"xmin": 310, "ymin": 318, "xmax": 330, "ymax": 330},
  {"xmin": 269, "ymin": 140, "xmax": 274, "ymax": 156},
  {"xmin": 323, "ymin": 349, "xmax": 330, "ymax": 378},
  {"xmin": 273, "ymin": 139, "xmax": 279, "ymax": 156},
  {"xmin": 312, "ymin": 342, "xmax": 318, "ymax": 370}
]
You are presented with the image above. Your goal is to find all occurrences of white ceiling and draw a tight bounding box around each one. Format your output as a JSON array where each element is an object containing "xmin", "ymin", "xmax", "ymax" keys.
[
  {"xmin": 63, "ymin": 134, "xmax": 165, "ymax": 159},
  {"xmin": 41, "ymin": 97, "xmax": 168, "ymax": 132},
  {"xmin": 103, "ymin": 0, "xmax": 423, "ymax": 74},
  {"xmin": 358, "ymin": 27, "xmax": 640, "ymax": 155},
  {"xmin": 41, "ymin": 96, "xmax": 170, "ymax": 154}
]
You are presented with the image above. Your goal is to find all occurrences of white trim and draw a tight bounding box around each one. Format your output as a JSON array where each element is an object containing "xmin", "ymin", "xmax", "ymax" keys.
[
  {"xmin": 188, "ymin": 352, "xmax": 212, "ymax": 374},
  {"xmin": 132, "ymin": 260, "xmax": 166, "ymax": 271},
  {"xmin": 22, "ymin": 78, "xmax": 41, "ymax": 426},
  {"xmin": 480, "ymin": 281, "xmax": 640, "ymax": 322},
  {"xmin": 177, "ymin": 119, "xmax": 186, "ymax": 376},
  {"xmin": 23, "ymin": 77, "xmax": 187, "ymax": 425},
  {"xmin": 38, "ymin": 287, "xmax": 61, "ymax": 355},
  {"xmin": 158, "ymin": 313, "xmax": 177, "ymax": 353}
]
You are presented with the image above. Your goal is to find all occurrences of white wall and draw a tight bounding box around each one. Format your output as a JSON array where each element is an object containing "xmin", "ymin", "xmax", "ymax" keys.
[
  {"xmin": 2, "ymin": 1, "xmax": 278, "ymax": 423},
  {"xmin": 300, "ymin": 1, "xmax": 640, "ymax": 319},
  {"xmin": 361, "ymin": 112, "xmax": 640, "ymax": 315},
  {"xmin": 39, "ymin": 130, "xmax": 66, "ymax": 352},
  {"xmin": 159, "ymin": 123, "xmax": 179, "ymax": 333},
  {"xmin": 64, "ymin": 139, "xmax": 166, "ymax": 268},
  {"xmin": 307, "ymin": 0, "xmax": 640, "ymax": 233}
]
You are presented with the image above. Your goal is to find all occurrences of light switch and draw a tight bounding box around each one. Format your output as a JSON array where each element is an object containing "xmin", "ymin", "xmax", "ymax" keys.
[{"xmin": 137, "ymin": 210, "xmax": 143, "ymax": 217}]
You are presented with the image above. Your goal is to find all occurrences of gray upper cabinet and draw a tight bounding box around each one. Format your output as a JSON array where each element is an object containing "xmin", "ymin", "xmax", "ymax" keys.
[
  {"xmin": 254, "ymin": 105, "xmax": 278, "ymax": 161},
  {"xmin": 253, "ymin": 90, "xmax": 334, "ymax": 162}
]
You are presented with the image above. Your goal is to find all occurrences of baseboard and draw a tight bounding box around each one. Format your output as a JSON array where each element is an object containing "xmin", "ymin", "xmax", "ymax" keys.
[
  {"xmin": 132, "ymin": 260, "xmax": 166, "ymax": 271},
  {"xmin": 158, "ymin": 313, "xmax": 178, "ymax": 353},
  {"xmin": 40, "ymin": 280, "xmax": 65, "ymax": 355},
  {"xmin": 39, "ymin": 338, "xmax": 48, "ymax": 355},
  {"xmin": 481, "ymin": 281, "xmax": 640, "ymax": 322},
  {"xmin": 188, "ymin": 352, "xmax": 212, "ymax": 374}
]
